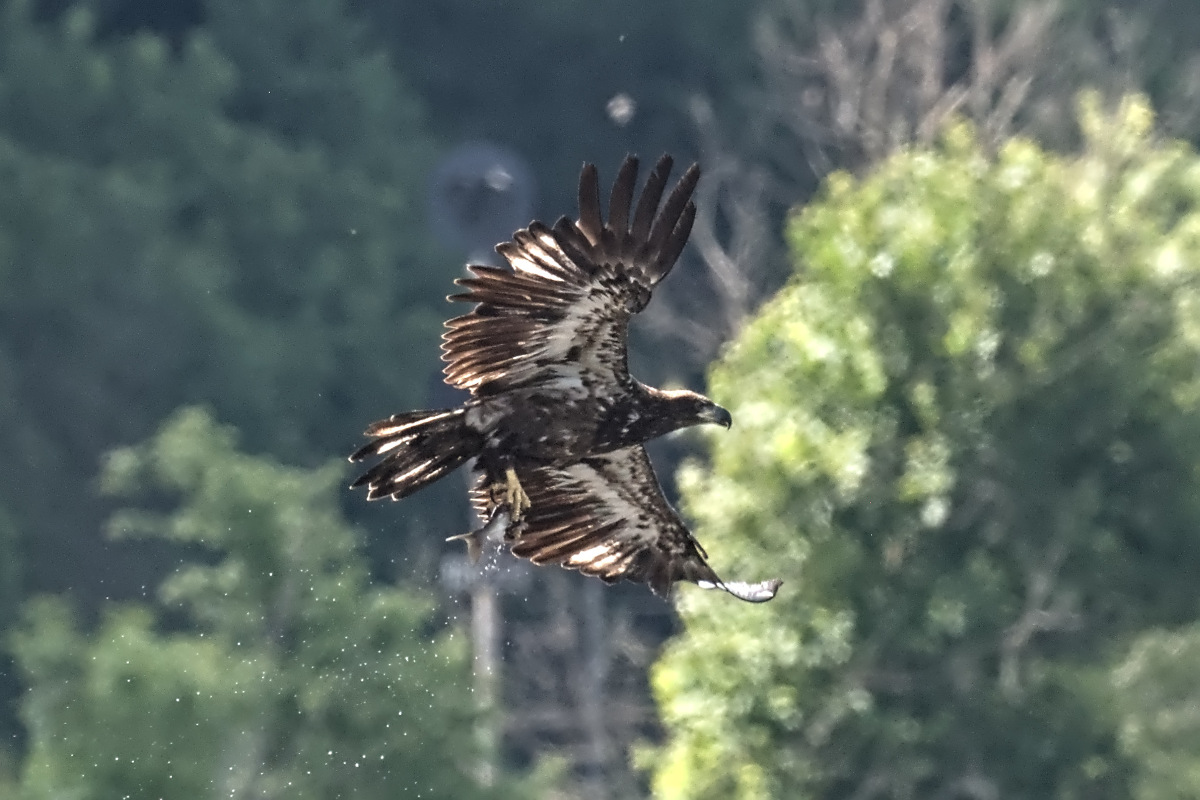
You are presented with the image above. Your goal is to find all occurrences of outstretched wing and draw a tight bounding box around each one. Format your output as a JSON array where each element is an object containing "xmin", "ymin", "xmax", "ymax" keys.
[
  {"xmin": 441, "ymin": 154, "xmax": 698, "ymax": 396},
  {"xmin": 472, "ymin": 447, "xmax": 781, "ymax": 602}
]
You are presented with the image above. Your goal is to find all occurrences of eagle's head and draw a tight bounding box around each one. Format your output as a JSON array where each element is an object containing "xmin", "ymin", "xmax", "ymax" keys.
[{"xmin": 658, "ymin": 388, "xmax": 732, "ymax": 430}]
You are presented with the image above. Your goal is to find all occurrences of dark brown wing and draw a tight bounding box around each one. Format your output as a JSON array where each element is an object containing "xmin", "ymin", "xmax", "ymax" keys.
[
  {"xmin": 471, "ymin": 447, "xmax": 781, "ymax": 602},
  {"xmin": 441, "ymin": 155, "xmax": 698, "ymax": 396}
]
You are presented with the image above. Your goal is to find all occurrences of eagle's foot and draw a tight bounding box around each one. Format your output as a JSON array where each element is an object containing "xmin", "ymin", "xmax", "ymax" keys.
[{"xmin": 503, "ymin": 466, "xmax": 531, "ymax": 521}]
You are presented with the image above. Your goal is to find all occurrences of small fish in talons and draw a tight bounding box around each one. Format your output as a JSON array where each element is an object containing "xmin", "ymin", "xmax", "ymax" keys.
[
  {"xmin": 446, "ymin": 507, "xmax": 513, "ymax": 564},
  {"xmin": 695, "ymin": 578, "xmax": 783, "ymax": 603}
]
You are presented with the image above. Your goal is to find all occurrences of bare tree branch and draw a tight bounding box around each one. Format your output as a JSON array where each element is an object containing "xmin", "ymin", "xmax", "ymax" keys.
[
  {"xmin": 999, "ymin": 508, "xmax": 1083, "ymax": 699},
  {"xmin": 757, "ymin": 0, "xmax": 1070, "ymax": 168}
]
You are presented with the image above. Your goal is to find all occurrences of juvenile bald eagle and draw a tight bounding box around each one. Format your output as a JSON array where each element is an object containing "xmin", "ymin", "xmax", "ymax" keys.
[{"xmin": 350, "ymin": 155, "xmax": 780, "ymax": 602}]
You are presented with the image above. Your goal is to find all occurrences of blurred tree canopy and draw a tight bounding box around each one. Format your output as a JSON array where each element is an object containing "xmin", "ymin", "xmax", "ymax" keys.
[
  {"xmin": 357, "ymin": 0, "xmax": 754, "ymax": 194},
  {"xmin": 1111, "ymin": 623, "xmax": 1200, "ymax": 800},
  {"xmin": 0, "ymin": 0, "xmax": 444, "ymax": 599},
  {"xmin": 0, "ymin": 0, "xmax": 455, "ymax": 780},
  {"xmin": 6, "ymin": 0, "xmax": 1200, "ymax": 796},
  {"xmin": 11, "ymin": 407, "xmax": 535, "ymax": 798},
  {"xmin": 647, "ymin": 96, "xmax": 1200, "ymax": 798}
]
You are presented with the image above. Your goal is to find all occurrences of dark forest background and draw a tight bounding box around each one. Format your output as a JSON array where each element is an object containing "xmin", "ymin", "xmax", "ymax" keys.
[{"xmin": 5, "ymin": 0, "xmax": 1200, "ymax": 797}]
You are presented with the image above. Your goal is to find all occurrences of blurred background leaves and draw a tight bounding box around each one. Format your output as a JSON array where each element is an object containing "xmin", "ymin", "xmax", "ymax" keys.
[
  {"xmin": 5, "ymin": 0, "xmax": 1200, "ymax": 797},
  {"xmin": 650, "ymin": 98, "xmax": 1200, "ymax": 799}
]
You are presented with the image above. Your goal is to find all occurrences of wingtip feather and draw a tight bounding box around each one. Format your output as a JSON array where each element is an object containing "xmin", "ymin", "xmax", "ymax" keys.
[
  {"xmin": 630, "ymin": 154, "xmax": 673, "ymax": 243},
  {"xmin": 577, "ymin": 162, "xmax": 603, "ymax": 244},
  {"xmin": 607, "ymin": 155, "xmax": 639, "ymax": 235}
]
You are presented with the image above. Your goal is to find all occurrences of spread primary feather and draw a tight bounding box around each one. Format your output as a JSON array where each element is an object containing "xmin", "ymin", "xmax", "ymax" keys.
[{"xmin": 349, "ymin": 155, "xmax": 779, "ymax": 602}]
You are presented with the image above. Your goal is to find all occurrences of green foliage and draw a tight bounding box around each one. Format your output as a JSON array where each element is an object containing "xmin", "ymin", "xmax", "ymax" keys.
[
  {"xmin": 11, "ymin": 407, "xmax": 527, "ymax": 799},
  {"xmin": 1111, "ymin": 624, "xmax": 1200, "ymax": 800},
  {"xmin": 648, "ymin": 96, "xmax": 1200, "ymax": 798},
  {"xmin": 366, "ymin": 0, "xmax": 755, "ymax": 208},
  {"xmin": 0, "ymin": 503, "xmax": 18, "ymax": 627},
  {"xmin": 0, "ymin": 0, "xmax": 445, "ymax": 597}
]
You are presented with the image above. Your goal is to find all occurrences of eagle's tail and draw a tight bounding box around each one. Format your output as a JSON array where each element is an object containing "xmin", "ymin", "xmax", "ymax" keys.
[{"xmin": 348, "ymin": 408, "xmax": 481, "ymax": 501}]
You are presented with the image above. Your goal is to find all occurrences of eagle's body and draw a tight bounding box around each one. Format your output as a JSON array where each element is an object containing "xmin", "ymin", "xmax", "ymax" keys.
[
  {"xmin": 351, "ymin": 155, "xmax": 780, "ymax": 602},
  {"xmin": 467, "ymin": 381, "xmax": 726, "ymax": 463},
  {"xmin": 372, "ymin": 380, "xmax": 724, "ymax": 463}
]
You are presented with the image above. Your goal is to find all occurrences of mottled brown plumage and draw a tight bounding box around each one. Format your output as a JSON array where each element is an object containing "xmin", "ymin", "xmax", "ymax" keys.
[
  {"xmin": 470, "ymin": 447, "xmax": 781, "ymax": 602},
  {"xmin": 350, "ymin": 155, "xmax": 780, "ymax": 601},
  {"xmin": 352, "ymin": 155, "xmax": 721, "ymax": 498},
  {"xmin": 440, "ymin": 155, "xmax": 699, "ymax": 397}
]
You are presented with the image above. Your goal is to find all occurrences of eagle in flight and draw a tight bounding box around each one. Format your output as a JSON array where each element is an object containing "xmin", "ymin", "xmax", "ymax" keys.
[{"xmin": 350, "ymin": 155, "xmax": 780, "ymax": 603}]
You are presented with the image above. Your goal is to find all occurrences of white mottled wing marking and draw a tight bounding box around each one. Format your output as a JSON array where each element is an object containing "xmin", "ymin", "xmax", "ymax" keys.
[{"xmin": 441, "ymin": 155, "xmax": 698, "ymax": 396}]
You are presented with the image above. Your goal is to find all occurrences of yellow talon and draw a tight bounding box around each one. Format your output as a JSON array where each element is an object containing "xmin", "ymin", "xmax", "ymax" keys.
[{"xmin": 504, "ymin": 466, "xmax": 531, "ymax": 521}]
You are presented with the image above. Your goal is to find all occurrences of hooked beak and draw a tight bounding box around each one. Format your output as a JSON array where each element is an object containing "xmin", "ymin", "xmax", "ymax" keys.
[{"xmin": 702, "ymin": 404, "xmax": 732, "ymax": 429}]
